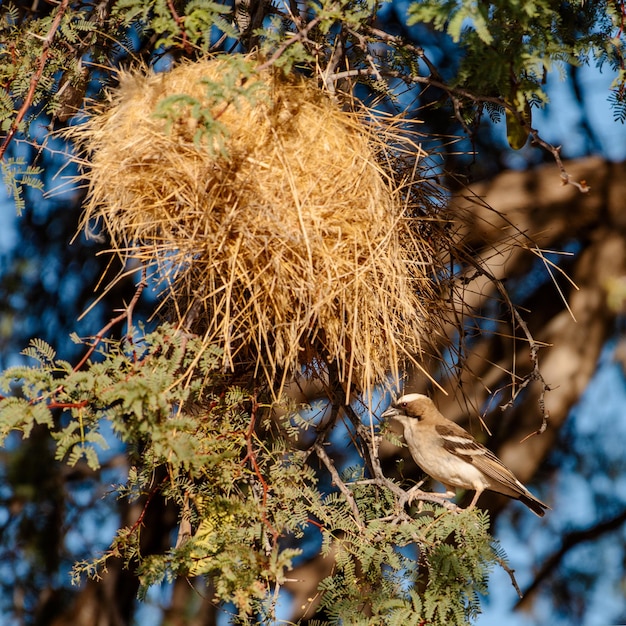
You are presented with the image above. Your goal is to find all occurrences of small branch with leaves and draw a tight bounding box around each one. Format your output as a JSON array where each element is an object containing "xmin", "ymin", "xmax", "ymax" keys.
[
  {"xmin": 72, "ymin": 270, "xmax": 147, "ymax": 373},
  {"xmin": 242, "ymin": 393, "xmax": 279, "ymax": 542},
  {"xmin": 0, "ymin": 0, "xmax": 71, "ymax": 160}
]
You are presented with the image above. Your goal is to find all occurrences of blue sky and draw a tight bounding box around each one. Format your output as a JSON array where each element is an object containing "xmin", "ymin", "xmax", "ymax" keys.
[{"xmin": 3, "ymin": 30, "xmax": 626, "ymax": 625}]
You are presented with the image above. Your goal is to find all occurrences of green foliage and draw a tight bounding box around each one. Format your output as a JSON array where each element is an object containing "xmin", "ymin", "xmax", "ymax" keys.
[
  {"xmin": 153, "ymin": 56, "xmax": 268, "ymax": 155},
  {"xmin": 1, "ymin": 0, "xmax": 625, "ymax": 183},
  {"xmin": 609, "ymin": 85, "xmax": 626, "ymax": 122},
  {"xmin": 407, "ymin": 0, "xmax": 625, "ymax": 113},
  {"xmin": 1, "ymin": 158, "xmax": 44, "ymax": 215},
  {"xmin": 0, "ymin": 323, "xmax": 502, "ymax": 624},
  {"xmin": 111, "ymin": 0, "xmax": 237, "ymax": 51},
  {"xmin": 182, "ymin": 0, "xmax": 238, "ymax": 44},
  {"xmin": 315, "ymin": 504, "xmax": 497, "ymax": 625},
  {"xmin": 1, "ymin": 0, "xmax": 601, "ymax": 622},
  {"xmin": 0, "ymin": 4, "xmax": 102, "ymax": 116}
]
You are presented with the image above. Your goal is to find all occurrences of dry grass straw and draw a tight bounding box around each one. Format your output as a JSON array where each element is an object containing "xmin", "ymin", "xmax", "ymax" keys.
[{"xmin": 69, "ymin": 56, "xmax": 448, "ymax": 397}]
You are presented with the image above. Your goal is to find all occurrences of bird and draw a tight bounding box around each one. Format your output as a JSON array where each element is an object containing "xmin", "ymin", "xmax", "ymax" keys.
[{"xmin": 381, "ymin": 393, "xmax": 550, "ymax": 517}]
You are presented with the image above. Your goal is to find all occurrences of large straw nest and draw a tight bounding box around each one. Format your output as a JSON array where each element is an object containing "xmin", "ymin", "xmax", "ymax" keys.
[{"xmin": 71, "ymin": 56, "xmax": 446, "ymax": 396}]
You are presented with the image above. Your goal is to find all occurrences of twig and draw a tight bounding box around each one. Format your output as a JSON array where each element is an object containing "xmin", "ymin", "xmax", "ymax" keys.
[
  {"xmin": 496, "ymin": 555, "xmax": 523, "ymax": 598},
  {"xmin": 72, "ymin": 269, "xmax": 147, "ymax": 373},
  {"xmin": 529, "ymin": 129, "xmax": 590, "ymax": 193},
  {"xmin": 454, "ymin": 244, "xmax": 552, "ymax": 436},
  {"xmin": 256, "ymin": 13, "xmax": 325, "ymax": 72},
  {"xmin": 286, "ymin": 0, "xmax": 306, "ymax": 32},
  {"xmin": 488, "ymin": 279, "xmax": 552, "ymax": 439},
  {"xmin": 346, "ymin": 28, "xmax": 383, "ymax": 84},
  {"xmin": 0, "ymin": 0, "xmax": 71, "ymax": 160},
  {"xmin": 347, "ymin": 477, "xmax": 459, "ymax": 513},
  {"xmin": 241, "ymin": 393, "xmax": 278, "ymax": 540},
  {"xmin": 128, "ymin": 483, "xmax": 160, "ymax": 534},
  {"xmin": 364, "ymin": 25, "xmax": 592, "ymax": 193},
  {"xmin": 166, "ymin": 0, "xmax": 192, "ymax": 53},
  {"xmin": 366, "ymin": 27, "xmax": 445, "ymax": 84},
  {"xmin": 322, "ymin": 25, "xmax": 347, "ymax": 93},
  {"xmin": 24, "ymin": 271, "xmax": 148, "ymax": 407},
  {"xmin": 510, "ymin": 305, "xmax": 551, "ymax": 440},
  {"xmin": 386, "ymin": 66, "xmax": 588, "ymax": 191},
  {"xmin": 324, "ymin": 68, "xmax": 376, "ymax": 83},
  {"xmin": 314, "ymin": 442, "xmax": 365, "ymax": 531}
]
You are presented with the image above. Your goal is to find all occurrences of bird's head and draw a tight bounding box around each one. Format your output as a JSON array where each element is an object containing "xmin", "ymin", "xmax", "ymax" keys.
[{"xmin": 381, "ymin": 393, "xmax": 435, "ymax": 422}]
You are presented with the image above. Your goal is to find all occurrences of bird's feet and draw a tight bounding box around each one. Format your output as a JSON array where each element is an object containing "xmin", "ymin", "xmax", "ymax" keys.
[
  {"xmin": 401, "ymin": 485, "xmax": 459, "ymax": 513},
  {"xmin": 404, "ymin": 481, "xmax": 426, "ymax": 506}
]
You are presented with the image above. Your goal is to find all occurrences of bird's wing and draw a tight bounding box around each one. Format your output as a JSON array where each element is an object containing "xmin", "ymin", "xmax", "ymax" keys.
[{"xmin": 435, "ymin": 423, "xmax": 530, "ymax": 498}]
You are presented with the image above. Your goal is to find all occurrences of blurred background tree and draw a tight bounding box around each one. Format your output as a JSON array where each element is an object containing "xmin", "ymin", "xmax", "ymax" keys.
[{"xmin": 1, "ymin": 0, "xmax": 626, "ymax": 625}]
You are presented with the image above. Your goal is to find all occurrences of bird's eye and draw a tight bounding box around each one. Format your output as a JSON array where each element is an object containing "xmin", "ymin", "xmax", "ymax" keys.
[{"xmin": 401, "ymin": 402, "xmax": 407, "ymax": 408}]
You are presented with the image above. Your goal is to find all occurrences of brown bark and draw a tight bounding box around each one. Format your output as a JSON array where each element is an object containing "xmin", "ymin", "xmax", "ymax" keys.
[
  {"xmin": 50, "ymin": 157, "xmax": 626, "ymax": 624},
  {"xmin": 421, "ymin": 157, "xmax": 625, "ymax": 487},
  {"xmin": 286, "ymin": 157, "xmax": 626, "ymax": 620}
]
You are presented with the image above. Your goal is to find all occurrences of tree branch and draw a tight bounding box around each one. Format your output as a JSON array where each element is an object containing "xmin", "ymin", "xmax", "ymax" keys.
[
  {"xmin": 0, "ymin": 0, "xmax": 71, "ymax": 160},
  {"xmin": 361, "ymin": 25, "xmax": 591, "ymax": 193},
  {"xmin": 72, "ymin": 269, "xmax": 147, "ymax": 373},
  {"xmin": 529, "ymin": 129, "xmax": 590, "ymax": 193},
  {"xmin": 517, "ymin": 508, "xmax": 626, "ymax": 609},
  {"xmin": 314, "ymin": 442, "xmax": 365, "ymax": 531}
]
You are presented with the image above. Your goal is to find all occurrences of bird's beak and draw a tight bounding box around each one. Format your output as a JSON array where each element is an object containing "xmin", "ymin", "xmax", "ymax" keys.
[{"xmin": 381, "ymin": 404, "xmax": 399, "ymax": 419}]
